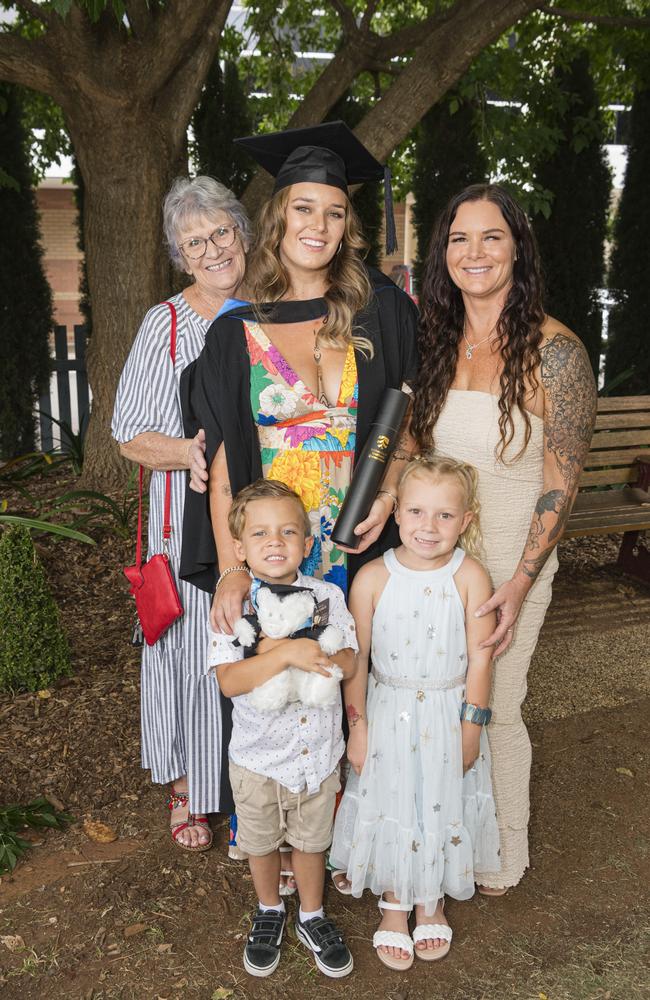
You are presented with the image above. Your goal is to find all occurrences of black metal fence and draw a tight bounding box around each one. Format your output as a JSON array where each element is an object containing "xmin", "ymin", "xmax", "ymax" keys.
[{"xmin": 38, "ymin": 325, "xmax": 91, "ymax": 451}]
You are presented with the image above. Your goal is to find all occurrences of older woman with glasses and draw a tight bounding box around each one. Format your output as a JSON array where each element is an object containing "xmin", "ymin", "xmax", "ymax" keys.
[{"xmin": 112, "ymin": 176, "xmax": 251, "ymax": 851}]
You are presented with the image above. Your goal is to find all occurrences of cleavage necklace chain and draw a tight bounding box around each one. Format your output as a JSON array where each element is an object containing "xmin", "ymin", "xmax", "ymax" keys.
[
  {"xmin": 463, "ymin": 321, "xmax": 498, "ymax": 361},
  {"xmin": 313, "ymin": 319, "xmax": 331, "ymax": 407}
]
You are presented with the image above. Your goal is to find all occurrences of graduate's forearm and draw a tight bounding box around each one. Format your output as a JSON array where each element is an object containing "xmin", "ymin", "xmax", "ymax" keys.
[
  {"xmin": 342, "ymin": 652, "xmax": 369, "ymax": 724},
  {"xmin": 119, "ymin": 431, "xmax": 192, "ymax": 471},
  {"xmin": 216, "ymin": 644, "xmax": 290, "ymax": 698},
  {"xmin": 208, "ymin": 445, "xmax": 239, "ymax": 569},
  {"xmin": 333, "ymin": 648, "xmax": 356, "ymax": 680}
]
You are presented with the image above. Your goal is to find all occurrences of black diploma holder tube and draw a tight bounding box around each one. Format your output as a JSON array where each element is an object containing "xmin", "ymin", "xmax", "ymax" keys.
[{"xmin": 332, "ymin": 387, "xmax": 410, "ymax": 550}]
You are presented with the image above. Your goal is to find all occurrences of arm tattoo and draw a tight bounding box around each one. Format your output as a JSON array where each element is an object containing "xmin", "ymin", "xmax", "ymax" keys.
[
  {"xmin": 520, "ymin": 490, "xmax": 571, "ymax": 578},
  {"xmin": 346, "ymin": 704, "xmax": 364, "ymax": 727},
  {"xmin": 221, "ymin": 483, "xmax": 232, "ymax": 497},
  {"xmin": 518, "ymin": 335, "xmax": 596, "ymax": 582},
  {"xmin": 540, "ymin": 333, "xmax": 597, "ymax": 490}
]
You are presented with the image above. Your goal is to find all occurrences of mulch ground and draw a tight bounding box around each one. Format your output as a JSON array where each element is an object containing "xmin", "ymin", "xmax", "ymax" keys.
[{"xmin": 1, "ymin": 469, "xmax": 649, "ymax": 1000}]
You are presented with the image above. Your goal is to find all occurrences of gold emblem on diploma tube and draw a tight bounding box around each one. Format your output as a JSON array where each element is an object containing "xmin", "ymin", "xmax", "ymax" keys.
[{"xmin": 369, "ymin": 433, "xmax": 392, "ymax": 463}]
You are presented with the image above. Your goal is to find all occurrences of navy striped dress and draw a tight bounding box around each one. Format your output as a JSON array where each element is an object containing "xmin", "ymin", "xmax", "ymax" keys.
[{"xmin": 112, "ymin": 293, "xmax": 222, "ymax": 813}]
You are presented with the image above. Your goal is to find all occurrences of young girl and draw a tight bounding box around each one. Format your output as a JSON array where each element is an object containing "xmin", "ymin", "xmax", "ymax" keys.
[{"xmin": 329, "ymin": 455, "xmax": 500, "ymax": 970}]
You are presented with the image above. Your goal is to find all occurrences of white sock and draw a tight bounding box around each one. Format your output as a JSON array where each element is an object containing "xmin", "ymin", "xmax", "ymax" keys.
[
  {"xmin": 259, "ymin": 899, "xmax": 285, "ymax": 914},
  {"xmin": 299, "ymin": 906, "xmax": 324, "ymax": 923}
]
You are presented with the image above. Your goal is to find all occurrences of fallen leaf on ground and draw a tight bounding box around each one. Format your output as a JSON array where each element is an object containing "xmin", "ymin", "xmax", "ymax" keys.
[
  {"xmin": 212, "ymin": 989, "xmax": 233, "ymax": 999},
  {"xmin": 1, "ymin": 935, "xmax": 25, "ymax": 952},
  {"xmin": 157, "ymin": 943, "xmax": 173, "ymax": 954},
  {"xmin": 37, "ymin": 689, "xmax": 51, "ymax": 699},
  {"xmin": 616, "ymin": 767, "xmax": 635, "ymax": 778},
  {"xmin": 83, "ymin": 819, "xmax": 118, "ymax": 843},
  {"xmin": 44, "ymin": 791, "xmax": 66, "ymax": 812},
  {"xmin": 124, "ymin": 923, "xmax": 147, "ymax": 938}
]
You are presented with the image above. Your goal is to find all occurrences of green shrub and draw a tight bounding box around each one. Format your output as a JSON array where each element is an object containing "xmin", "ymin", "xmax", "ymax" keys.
[{"xmin": 0, "ymin": 525, "xmax": 71, "ymax": 692}]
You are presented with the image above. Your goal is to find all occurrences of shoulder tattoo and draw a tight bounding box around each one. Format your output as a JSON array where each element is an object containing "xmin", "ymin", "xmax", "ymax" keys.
[{"xmin": 540, "ymin": 334, "xmax": 597, "ymax": 491}]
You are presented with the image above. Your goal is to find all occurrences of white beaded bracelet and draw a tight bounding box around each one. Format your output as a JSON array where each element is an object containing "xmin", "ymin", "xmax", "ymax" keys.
[{"xmin": 216, "ymin": 564, "xmax": 249, "ymax": 590}]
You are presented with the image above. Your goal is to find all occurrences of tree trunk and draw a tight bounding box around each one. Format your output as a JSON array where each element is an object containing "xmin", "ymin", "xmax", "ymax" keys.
[{"xmin": 68, "ymin": 109, "xmax": 178, "ymax": 486}]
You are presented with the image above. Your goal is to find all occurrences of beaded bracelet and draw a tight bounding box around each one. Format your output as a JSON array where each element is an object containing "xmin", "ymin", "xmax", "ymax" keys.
[
  {"xmin": 216, "ymin": 563, "xmax": 249, "ymax": 590},
  {"xmin": 460, "ymin": 701, "xmax": 492, "ymax": 726}
]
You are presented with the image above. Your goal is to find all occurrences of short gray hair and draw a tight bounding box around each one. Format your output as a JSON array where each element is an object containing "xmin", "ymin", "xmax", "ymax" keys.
[{"xmin": 163, "ymin": 175, "xmax": 253, "ymax": 270}]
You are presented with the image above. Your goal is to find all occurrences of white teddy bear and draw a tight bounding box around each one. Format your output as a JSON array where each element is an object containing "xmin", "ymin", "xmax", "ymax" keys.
[{"xmin": 232, "ymin": 584, "xmax": 345, "ymax": 712}]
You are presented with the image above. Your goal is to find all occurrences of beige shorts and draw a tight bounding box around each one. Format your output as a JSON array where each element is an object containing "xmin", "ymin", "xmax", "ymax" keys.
[{"xmin": 229, "ymin": 761, "xmax": 340, "ymax": 856}]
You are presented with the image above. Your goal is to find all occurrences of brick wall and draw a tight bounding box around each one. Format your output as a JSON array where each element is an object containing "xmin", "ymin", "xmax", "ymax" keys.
[{"xmin": 36, "ymin": 180, "xmax": 83, "ymax": 329}]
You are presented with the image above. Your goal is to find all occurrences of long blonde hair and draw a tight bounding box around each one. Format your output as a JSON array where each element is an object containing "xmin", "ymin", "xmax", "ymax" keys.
[
  {"xmin": 244, "ymin": 187, "xmax": 373, "ymax": 353},
  {"xmin": 397, "ymin": 453, "xmax": 484, "ymax": 562}
]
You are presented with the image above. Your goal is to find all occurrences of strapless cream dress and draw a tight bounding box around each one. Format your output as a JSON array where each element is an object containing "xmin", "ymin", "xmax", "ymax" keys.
[{"xmin": 434, "ymin": 390, "xmax": 558, "ymax": 888}]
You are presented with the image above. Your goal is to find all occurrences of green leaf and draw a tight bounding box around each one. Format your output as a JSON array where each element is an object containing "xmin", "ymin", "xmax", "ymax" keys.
[
  {"xmin": 50, "ymin": 0, "xmax": 73, "ymax": 17},
  {"xmin": 3, "ymin": 844, "xmax": 18, "ymax": 871},
  {"xmin": 0, "ymin": 515, "xmax": 96, "ymax": 544}
]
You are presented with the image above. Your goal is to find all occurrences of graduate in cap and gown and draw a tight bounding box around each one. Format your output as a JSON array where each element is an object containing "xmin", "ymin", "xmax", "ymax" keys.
[{"xmin": 179, "ymin": 122, "xmax": 418, "ymax": 815}]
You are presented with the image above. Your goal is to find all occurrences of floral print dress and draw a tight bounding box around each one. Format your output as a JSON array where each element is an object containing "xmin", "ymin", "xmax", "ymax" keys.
[{"xmin": 244, "ymin": 321, "xmax": 358, "ymax": 596}]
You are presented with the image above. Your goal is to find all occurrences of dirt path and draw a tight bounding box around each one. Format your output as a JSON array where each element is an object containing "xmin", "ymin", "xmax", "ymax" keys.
[{"xmin": 1, "ymin": 531, "xmax": 649, "ymax": 999}]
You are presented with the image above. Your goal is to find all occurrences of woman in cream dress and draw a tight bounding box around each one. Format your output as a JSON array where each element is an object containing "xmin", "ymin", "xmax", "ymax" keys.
[{"xmin": 411, "ymin": 185, "xmax": 596, "ymax": 891}]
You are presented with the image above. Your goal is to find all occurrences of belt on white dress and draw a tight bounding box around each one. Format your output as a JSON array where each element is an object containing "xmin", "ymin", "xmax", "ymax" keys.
[{"xmin": 371, "ymin": 667, "xmax": 466, "ymax": 691}]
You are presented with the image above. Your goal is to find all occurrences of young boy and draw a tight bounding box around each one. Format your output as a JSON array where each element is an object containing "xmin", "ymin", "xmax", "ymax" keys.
[{"xmin": 209, "ymin": 479, "xmax": 358, "ymax": 979}]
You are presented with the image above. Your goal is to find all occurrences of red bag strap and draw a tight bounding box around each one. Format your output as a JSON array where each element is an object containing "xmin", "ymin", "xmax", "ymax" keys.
[{"xmin": 134, "ymin": 301, "xmax": 177, "ymax": 568}]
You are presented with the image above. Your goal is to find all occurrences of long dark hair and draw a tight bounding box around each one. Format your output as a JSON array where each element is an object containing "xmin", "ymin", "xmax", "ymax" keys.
[{"xmin": 411, "ymin": 184, "xmax": 545, "ymax": 460}]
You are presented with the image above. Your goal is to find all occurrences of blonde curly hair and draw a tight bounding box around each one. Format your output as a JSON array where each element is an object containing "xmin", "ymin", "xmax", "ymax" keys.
[{"xmin": 397, "ymin": 453, "xmax": 484, "ymax": 562}]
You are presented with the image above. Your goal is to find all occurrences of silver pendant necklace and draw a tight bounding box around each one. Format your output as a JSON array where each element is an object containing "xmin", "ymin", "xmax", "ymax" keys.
[{"xmin": 463, "ymin": 322, "xmax": 498, "ymax": 360}]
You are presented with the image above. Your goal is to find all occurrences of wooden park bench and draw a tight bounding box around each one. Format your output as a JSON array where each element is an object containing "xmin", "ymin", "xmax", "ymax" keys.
[{"xmin": 565, "ymin": 395, "xmax": 650, "ymax": 584}]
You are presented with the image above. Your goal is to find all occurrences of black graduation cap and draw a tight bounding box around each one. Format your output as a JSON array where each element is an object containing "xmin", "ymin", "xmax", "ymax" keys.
[{"xmin": 235, "ymin": 121, "xmax": 397, "ymax": 254}]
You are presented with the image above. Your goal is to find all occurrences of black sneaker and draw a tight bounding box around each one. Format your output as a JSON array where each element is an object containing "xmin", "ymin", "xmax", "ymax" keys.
[
  {"xmin": 295, "ymin": 912, "xmax": 353, "ymax": 978},
  {"xmin": 243, "ymin": 908, "xmax": 285, "ymax": 977}
]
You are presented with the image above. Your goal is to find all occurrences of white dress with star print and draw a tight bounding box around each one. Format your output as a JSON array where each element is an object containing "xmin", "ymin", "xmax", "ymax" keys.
[{"xmin": 330, "ymin": 547, "xmax": 500, "ymax": 913}]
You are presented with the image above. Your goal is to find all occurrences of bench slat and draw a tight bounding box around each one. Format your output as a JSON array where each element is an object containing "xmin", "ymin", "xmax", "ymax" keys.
[
  {"xmin": 596, "ymin": 395, "xmax": 650, "ymax": 413},
  {"xmin": 579, "ymin": 467, "xmax": 638, "ymax": 487},
  {"xmin": 565, "ymin": 516, "xmax": 650, "ymax": 537},
  {"xmin": 583, "ymin": 448, "xmax": 648, "ymax": 469},
  {"xmin": 594, "ymin": 411, "xmax": 650, "ymax": 430},
  {"xmin": 566, "ymin": 486, "xmax": 650, "ymax": 537},
  {"xmin": 589, "ymin": 429, "xmax": 650, "ymax": 449}
]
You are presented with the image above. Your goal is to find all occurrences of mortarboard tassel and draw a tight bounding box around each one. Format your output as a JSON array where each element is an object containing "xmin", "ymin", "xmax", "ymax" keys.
[{"xmin": 383, "ymin": 165, "xmax": 398, "ymax": 256}]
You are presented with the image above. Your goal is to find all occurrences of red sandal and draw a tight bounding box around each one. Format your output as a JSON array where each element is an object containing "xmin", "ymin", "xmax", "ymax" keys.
[{"xmin": 167, "ymin": 786, "xmax": 213, "ymax": 853}]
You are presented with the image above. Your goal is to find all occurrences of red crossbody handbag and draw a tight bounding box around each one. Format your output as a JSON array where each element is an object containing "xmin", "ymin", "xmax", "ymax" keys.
[{"xmin": 123, "ymin": 302, "xmax": 184, "ymax": 645}]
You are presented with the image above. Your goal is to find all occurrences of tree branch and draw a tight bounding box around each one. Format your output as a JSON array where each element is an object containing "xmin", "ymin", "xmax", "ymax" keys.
[
  {"xmin": 0, "ymin": 33, "xmax": 61, "ymax": 99},
  {"xmin": 144, "ymin": 0, "xmax": 234, "ymax": 93},
  {"xmin": 13, "ymin": 0, "xmax": 55, "ymax": 28},
  {"xmin": 537, "ymin": 3, "xmax": 650, "ymax": 29},
  {"xmin": 376, "ymin": 6, "xmax": 450, "ymax": 60},
  {"xmin": 360, "ymin": 0, "xmax": 380, "ymax": 32},
  {"xmin": 326, "ymin": 0, "xmax": 359, "ymax": 39},
  {"xmin": 356, "ymin": 0, "xmax": 542, "ymax": 163}
]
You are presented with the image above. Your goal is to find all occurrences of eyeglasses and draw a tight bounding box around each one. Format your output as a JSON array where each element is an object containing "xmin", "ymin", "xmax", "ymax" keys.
[{"xmin": 178, "ymin": 225, "xmax": 239, "ymax": 260}]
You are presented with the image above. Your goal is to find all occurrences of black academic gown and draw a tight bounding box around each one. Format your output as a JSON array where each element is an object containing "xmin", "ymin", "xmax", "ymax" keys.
[{"xmin": 179, "ymin": 271, "xmax": 419, "ymax": 811}]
